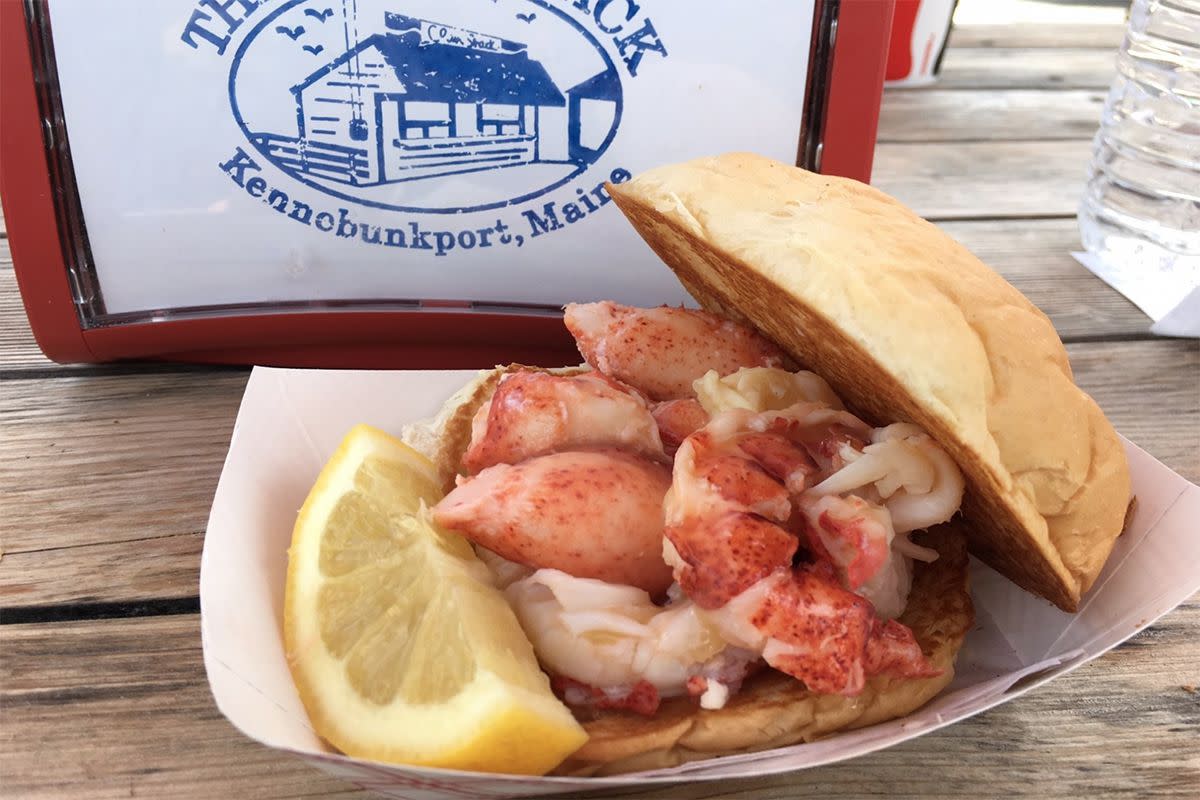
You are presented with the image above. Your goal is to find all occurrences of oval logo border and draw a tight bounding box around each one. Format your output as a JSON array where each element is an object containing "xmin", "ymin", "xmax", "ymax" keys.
[{"xmin": 228, "ymin": 0, "xmax": 624, "ymax": 216}]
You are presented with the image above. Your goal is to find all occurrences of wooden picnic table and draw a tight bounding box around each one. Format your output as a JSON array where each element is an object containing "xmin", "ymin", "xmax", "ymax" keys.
[{"xmin": 1, "ymin": 3, "xmax": 1197, "ymax": 798}]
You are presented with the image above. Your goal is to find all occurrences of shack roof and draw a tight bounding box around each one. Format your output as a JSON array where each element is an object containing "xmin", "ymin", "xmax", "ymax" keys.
[{"xmin": 294, "ymin": 33, "xmax": 566, "ymax": 107}]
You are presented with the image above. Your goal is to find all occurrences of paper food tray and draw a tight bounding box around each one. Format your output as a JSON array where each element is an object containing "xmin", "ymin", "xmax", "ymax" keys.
[{"xmin": 200, "ymin": 367, "xmax": 1200, "ymax": 800}]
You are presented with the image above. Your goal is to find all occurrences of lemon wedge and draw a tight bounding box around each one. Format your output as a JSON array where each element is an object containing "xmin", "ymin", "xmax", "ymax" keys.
[{"xmin": 284, "ymin": 424, "xmax": 587, "ymax": 774}]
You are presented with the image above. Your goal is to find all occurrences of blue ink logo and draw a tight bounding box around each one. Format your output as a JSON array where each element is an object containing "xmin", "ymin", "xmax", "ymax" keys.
[{"xmin": 228, "ymin": 0, "xmax": 624, "ymax": 214}]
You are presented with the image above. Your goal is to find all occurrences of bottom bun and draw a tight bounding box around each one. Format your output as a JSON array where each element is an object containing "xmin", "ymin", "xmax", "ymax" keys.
[
  {"xmin": 401, "ymin": 364, "xmax": 974, "ymax": 777},
  {"xmin": 554, "ymin": 525, "xmax": 973, "ymax": 776}
]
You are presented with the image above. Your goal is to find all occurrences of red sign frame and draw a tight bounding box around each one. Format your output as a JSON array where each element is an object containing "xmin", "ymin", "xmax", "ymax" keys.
[{"xmin": 0, "ymin": 0, "xmax": 893, "ymax": 368}]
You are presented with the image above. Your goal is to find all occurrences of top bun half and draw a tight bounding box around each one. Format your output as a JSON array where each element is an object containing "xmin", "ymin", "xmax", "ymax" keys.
[{"xmin": 606, "ymin": 152, "xmax": 1131, "ymax": 611}]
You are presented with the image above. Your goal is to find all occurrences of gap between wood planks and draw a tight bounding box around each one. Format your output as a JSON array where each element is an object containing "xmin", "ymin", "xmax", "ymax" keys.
[
  {"xmin": 2, "ymin": 597, "xmax": 199, "ymax": 625},
  {"xmin": 0, "ymin": 363, "xmax": 250, "ymax": 382}
]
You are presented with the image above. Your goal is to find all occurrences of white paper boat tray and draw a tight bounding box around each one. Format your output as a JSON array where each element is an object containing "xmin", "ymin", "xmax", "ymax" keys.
[{"xmin": 200, "ymin": 368, "xmax": 1200, "ymax": 800}]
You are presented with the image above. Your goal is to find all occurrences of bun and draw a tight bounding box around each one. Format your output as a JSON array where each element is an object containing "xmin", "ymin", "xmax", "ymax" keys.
[
  {"xmin": 606, "ymin": 152, "xmax": 1131, "ymax": 612},
  {"xmin": 555, "ymin": 525, "xmax": 971, "ymax": 776}
]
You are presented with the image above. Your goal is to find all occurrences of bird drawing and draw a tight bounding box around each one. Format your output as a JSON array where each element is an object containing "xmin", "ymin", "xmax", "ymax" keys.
[
  {"xmin": 274, "ymin": 24, "xmax": 305, "ymax": 40},
  {"xmin": 516, "ymin": 12, "xmax": 536, "ymax": 23},
  {"xmin": 302, "ymin": 44, "xmax": 325, "ymax": 55},
  {"xmin": 304, "ymin": 7, "xmax": 334, "ymax": 22}
]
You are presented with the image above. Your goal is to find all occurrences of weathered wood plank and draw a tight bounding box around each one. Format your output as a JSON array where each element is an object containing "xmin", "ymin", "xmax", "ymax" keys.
[
  {"xmin": 936, "ymin": 48, "xmax": 1116, "ymax": 90},
  {"xmin": 949, "ymin": 23, "xmax": 1125, "ymax": 49},
  {"xmin": 0, "ymin": 267, "xmax": 58, "ymax": 371},
  {"xmin": 0, "ymin": 221, "xmax": 1145, "ymax": 359},
  {"xmin": 879, "ymin": 89, "xmax": 1105, "ymax": 142},
  {"xmin": 1068, "ymin": 340, "xmax": 1200, "ymax": 483},
  {"xmin": 0, "ymin": 219, "xmax": 1151, "ymax": 377},
  {"xmin": 951, "ymin": 0, "xmax": 1128, "ymax": 34},
  {"xmin": 1, "ymin": 602, "xmax": 1195, "ymax": 799},
  {"xmin": 0, "ymin": 371, "xmax": 249, "ymax": 556},
  {"xmin": 0, "ymin": 615, "xmax": 364, "ymax": 800},
  {"xmin": 0, "ymin": 140, "xmax": 1109, "ymax": 376},
  {"xmin": 2, "ymin": 339, "xmax": 1195, "ymax": 609},
  {"xmin": 0, "ymin": 533, "xmax": 204, "ymax": 607},
  {"xmin": 0, "ymin": 145, "xmax": 1098, "ymax": 256},
  {"xmin": 939, "ymin": 219, "xmax": 1147, "ymax": 340},
  {"xmin": 873, "ymin": 140, "xmax": 1093, "ymax": 219}
]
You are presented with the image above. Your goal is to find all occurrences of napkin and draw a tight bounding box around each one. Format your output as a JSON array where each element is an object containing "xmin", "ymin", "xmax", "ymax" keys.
[{"xmin": 1072, "ymin": 251, "xmax": 1200, "ymax": 338}]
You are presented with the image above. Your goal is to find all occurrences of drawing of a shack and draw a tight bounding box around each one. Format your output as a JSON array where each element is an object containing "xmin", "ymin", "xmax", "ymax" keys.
[{"xmin": 254, "ymin": 14, "xmax": 575, "ymax": 186}]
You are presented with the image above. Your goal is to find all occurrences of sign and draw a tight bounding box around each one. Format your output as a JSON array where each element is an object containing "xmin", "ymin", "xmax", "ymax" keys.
[
  {"xmin": 45, "ymin": 0, "xmax": 812, "ymax": 317},
  {"xmin": 1, "ymin": 0, "xmax": 895, "ymax": 365}
]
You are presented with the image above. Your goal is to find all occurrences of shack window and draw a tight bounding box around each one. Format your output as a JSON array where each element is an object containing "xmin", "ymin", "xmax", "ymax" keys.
[
  {"xmin": 479, "ymin": 103, "xmax": 525, "ymax": 136},
  {"xmin": 400, "ymin": 101, "xmax": 452, "ymax": 140}
]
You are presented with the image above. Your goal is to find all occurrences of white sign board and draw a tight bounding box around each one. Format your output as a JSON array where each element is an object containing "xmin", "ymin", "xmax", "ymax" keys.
[{"xmin": 48, "ymin": 0, "xmax": 814, "ymax": 316}]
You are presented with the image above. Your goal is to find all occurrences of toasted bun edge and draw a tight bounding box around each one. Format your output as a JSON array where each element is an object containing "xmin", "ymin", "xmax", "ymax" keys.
[
  {"xmin": 606, "ymin": 153, "xmax": 1131, "ymax": 610},
  {"xmin": 554, "ymin": 524, "xmax": 972, "ymax": 776}
]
